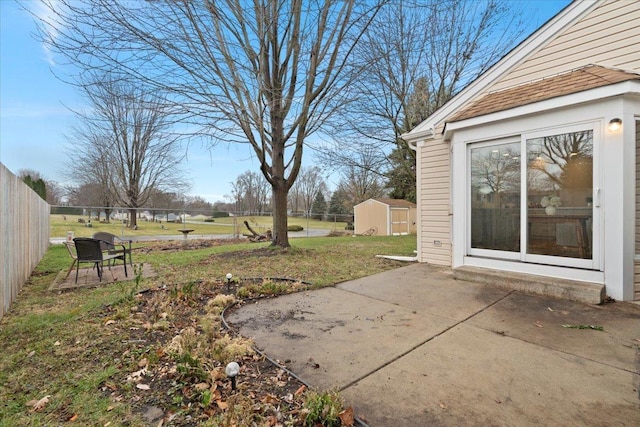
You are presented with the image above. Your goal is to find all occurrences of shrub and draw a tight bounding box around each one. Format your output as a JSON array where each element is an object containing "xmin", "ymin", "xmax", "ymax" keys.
[
  {"xmin": 211, "ymin": 211, "xmax": 230, "ymax": 218},
  {"xmin": 203, "ymin": 218, "xmax": 215, "ymax": 222},
  {"xmin": 303, "ymin": 390, "xmax": 344, "ymax": 427},
  {"xmin": 288, "ymin": 225, "xmax": 304, "ymax": 231},
  {"xmin": 211, "ymin": 334, "xmax": 254, "ymax": 363}
]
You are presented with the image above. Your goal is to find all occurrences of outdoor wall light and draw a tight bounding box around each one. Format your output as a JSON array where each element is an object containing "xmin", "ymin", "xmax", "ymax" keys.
[
  {"xmin": 608, "ymin": 118, "xmax": 622, "ymax": 132},
  {"xmin": 225, "ymin": 361, "xmax": 240, "ymax": 391},
  {"xmin": 226, "ymin": 273, "xmax": 233, "ymax": 293}
]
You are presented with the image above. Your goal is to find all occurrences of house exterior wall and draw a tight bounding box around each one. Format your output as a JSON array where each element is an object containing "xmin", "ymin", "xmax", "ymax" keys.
[
  {"xmin": 354, "ymin": 200, "xmax": 388, "ymax": 236},
  {"xmin": 491, "ymin": 0, "xmax": 640, "ymax": 93},
  {"xmin": 408, "ymin": 0, "xmax": 640, "ymax": 300},
  {"xmin": 635, "ymin": 118, "xmax": 640, "ymax": 300},
  {"xmin": 450, "ymin": 95, "xmax": 638, "ymax": 301},
  {"xmin": 417, "ymin": 135, "xmax": 451, "ymax": 265},
  {"xmin": 635, "ymin": 263, "xmax": 640, "ymax": 300}
]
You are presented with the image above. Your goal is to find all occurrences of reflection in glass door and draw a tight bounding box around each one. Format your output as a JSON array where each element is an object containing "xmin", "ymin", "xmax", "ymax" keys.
[
  {"xmin": 470, "ymin": 141, "xmax": 521, "ymax": 253},
  {"xmin": 526, "ymin": 131, "xmax": 593, "ymax": 259}
]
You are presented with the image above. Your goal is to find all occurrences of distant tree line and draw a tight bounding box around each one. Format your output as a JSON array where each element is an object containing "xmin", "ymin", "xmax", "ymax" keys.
[{"xmin": 19, "ymin": 161, "xmax": 382, "ymax": 222}]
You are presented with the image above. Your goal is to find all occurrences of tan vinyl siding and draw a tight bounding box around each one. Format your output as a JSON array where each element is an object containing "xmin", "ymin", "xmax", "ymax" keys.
[
  {"xmin": 635, "ymin": 261, "xmax": 640, "ymax": 301},
  {"xmin": 636, "ymin": 120, "xmax": 640, "ymax": 254},
  {"xmin": 419, "ymin": 136, "xmax": 451, "ymax": 266},
  {"xmin": 633, "ymin": 120, "xmax": 640, "ymax": 301},
  {"xmin": 491, "ymin": 0, "xmax": 640, "ymax": 92}
]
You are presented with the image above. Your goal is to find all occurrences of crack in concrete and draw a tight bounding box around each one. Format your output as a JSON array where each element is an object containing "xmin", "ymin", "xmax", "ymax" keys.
[{"xmin": 338, "ymin": 290, "xmax": 516, "ymax": 392}]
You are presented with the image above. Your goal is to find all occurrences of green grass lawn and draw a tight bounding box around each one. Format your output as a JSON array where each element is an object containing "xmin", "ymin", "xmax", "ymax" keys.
[
  {"xmin": 50, "ymin": 214, "xmax": 350, "ymax": 238},
  {"xmin": 0, "ymin": 235, "xmax": 415, "ymax": 426}
]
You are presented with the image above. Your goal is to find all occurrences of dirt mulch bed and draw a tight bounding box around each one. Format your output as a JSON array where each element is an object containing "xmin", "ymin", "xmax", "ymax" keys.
[{"xmin": 97, "ymin": 276, "xmax": 316, "ymax": 426}]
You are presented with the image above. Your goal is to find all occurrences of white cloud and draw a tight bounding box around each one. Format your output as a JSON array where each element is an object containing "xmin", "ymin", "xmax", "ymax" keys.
[
  {"xmin": 0, "ymin": 103, "xmax": 70, "ymax": 119},
  {"xmin": 30, "ymin": 0, "xmax": 63, "ymax": 67}
]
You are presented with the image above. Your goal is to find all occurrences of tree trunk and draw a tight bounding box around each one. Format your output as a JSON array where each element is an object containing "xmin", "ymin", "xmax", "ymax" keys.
[
  {"xmin": 271, "ymin": 182, "xmax": 290, "ymax": 248},
  {"xmin": 129, "ymin": 208, "xmax": 137, "ymax": 228}
]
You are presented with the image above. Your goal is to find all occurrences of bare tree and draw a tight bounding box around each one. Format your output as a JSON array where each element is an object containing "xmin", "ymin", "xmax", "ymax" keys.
[
  {"xmin": 336, "ymin": 148, "xmax": 386, "ymax": 210},
  {"xmin": 230, "ymin": 171, "xmax": 271, "ymax": 215},
  {"xmin": 288, "ymin": 166, "xmax": 328, "ymax": 217},
  {"xmin": 34, "ymin": 0, "xmax": 384, "ymax": 247},
  {"xmin": 144, "ymin": 189, "xmax": 180, "ymax": 222},
  {"xmin": 531, "ymin": 131, "xmax": 593, "ymax": 191},
  {"xmin": 183, "ymin": 196, "xmax": 213, "ymax": 216},
  {"xmin": 471, "ymin": 146, "xmax": 521, "ymax": 197},
  {"xmin": 319, "ymin": 0, "xmax": 525, "ymax": 195},
  {"xmin": 70, "ymin": 77, "xmax": 188, "ymax": 228},
  {"xmin": 63, "ymin": 136, "xmax": 118, "ymax": 221}
]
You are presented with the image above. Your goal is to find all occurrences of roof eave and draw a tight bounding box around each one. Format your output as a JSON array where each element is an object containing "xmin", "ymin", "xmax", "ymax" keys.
[
  {"xmin": 401, "ymin": 127, "xmax": 434, "ymax": 145},
  {"xmin": 443, "ymin": 80, "xmax": 640, "ymax": 139}
]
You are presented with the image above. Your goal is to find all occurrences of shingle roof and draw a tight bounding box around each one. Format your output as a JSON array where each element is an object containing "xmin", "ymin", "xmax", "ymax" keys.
[
  {"xmin": 373, "ymin": 198, "xmax": 416, "ymax": 208},
  {"xmin": 448, "ymin": 65, "xmax": 640, "ymax": 123}
]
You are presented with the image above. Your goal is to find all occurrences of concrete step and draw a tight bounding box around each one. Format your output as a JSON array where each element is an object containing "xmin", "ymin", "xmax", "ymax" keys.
[{"xmin": 453, "ymin": 266, "xmax": 605, "ymax": 304}]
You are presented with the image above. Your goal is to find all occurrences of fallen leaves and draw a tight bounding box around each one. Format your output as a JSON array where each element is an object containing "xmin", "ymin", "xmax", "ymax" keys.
[
  {"xmin": 261, "ymin": 393, "xmax": 279, "ymax": 404},
  {"xmin": 194, "ymin": 382, "xmax": 209, "ymax": 392},
  {"xmin": 26, "ymin": 395, "xmax": 51, "ymax": 412},
  {"xmin": 126, "ymin": 367, "xmax": 147, "ymax": 383},
  {"xmin": 339, "ymin": 406, "xmax": 355, "ymax": 426}
]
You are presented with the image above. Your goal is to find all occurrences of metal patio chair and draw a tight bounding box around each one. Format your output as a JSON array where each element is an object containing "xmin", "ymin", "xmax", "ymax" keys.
[
  {"xmin": 73, "ymin": 237, "xmax": 128, "ymax": 283},
  {"xmin": 63, "ymin": 241, "xmax": 78, "ymax": 280},
  {"xmin": 92, "ymin": 231, "xmax": 133, "ymax": 267}
]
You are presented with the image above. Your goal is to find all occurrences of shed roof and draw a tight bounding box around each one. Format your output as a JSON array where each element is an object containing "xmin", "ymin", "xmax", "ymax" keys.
[
  {"xmin": 448, "ymin": 65, "xmax": 640, "ymax": 123},
  {"xmin": 372, "ymin": 198, "xmax": 416, "ymax": 208}
]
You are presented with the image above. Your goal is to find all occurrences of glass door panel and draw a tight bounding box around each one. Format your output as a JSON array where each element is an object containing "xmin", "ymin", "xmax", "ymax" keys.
[
  {"xmin": 526, "ymin": 131, "xmax": 593, "ymax": 259},
  {"xmin": 470, "ymin": 141, "xmax": 521, "ymax": 252}
]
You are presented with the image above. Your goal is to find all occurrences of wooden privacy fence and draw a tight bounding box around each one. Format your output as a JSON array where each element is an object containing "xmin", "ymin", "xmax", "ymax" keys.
[{"xmin": 0, "ymin": 163, "xmax": 50, "ymax": 320}]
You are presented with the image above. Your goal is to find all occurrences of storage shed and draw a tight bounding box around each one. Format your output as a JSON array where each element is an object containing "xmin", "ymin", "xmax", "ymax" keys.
[{"xmin": 354, "ymin": 198, "xmax": 417, "ymax": 236}]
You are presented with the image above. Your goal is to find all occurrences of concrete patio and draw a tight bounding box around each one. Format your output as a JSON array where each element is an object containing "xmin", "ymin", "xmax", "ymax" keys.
[{"xmin": 227, "ymin": 263, "xmax": 640, "ymax": 426}]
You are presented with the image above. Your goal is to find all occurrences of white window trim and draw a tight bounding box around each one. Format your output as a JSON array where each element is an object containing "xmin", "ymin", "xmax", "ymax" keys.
[
  {"xmin": 467, "ymin": 136, "xmax": 521, "ymax": 260},
  {"xmin": 463, "ymin": 121, "xmax": 602, "ymax": 272}
]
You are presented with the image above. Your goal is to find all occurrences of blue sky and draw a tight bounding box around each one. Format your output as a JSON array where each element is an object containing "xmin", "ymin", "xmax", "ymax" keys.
[{"xmin": 0, "ymin": 0, "xmax": 571, "ymax": 204}]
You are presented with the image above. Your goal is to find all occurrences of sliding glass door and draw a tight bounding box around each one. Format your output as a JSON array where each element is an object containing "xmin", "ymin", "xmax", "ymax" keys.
[
  {"xmin": 470, "ymin": 139, "xmax": 521, "ymax": 255},
  {"xmin": 526, "ymin": 130, "xmax": 593, "ymax": 260},
  {"xmin": 469, "ymin": 126, "xmax": 597, "ymax": 268}
]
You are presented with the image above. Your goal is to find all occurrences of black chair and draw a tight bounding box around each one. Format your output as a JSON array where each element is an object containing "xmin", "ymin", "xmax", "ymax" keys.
[
  {"xmin": 73, "ymin": 238, "xmax": 128, "ymax": 283},
  {"xmin": 92, "ymin": 232, "xmax": 133, "ymax": 266}
]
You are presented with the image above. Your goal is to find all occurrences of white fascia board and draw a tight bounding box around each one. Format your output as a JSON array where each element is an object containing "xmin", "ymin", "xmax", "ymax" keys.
[
  {"xmin": 404, "ymin": 0, "xmax": 600, "ymax": 139},
  {"xmin": 401, "ymin": 127, "xmax": 434, "ymax": 144},
  {"xmin": 443, "ymin": 81, "xmax": 640, "ymax": 139}
]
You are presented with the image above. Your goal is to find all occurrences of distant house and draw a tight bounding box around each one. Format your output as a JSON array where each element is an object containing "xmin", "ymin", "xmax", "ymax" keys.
[
  {"xmin": 403, "ymin": 0, "xmax": 640, "ymax": 302},
  {"xmin": 354, "ymin": 198, "xmax": 417, "ymax": 236}
]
